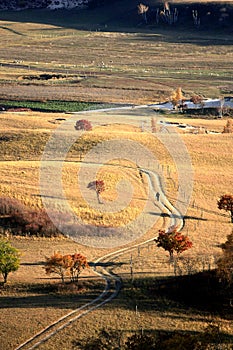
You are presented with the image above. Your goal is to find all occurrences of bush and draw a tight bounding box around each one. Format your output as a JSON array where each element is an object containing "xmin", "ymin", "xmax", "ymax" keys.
[
  {"xmin": 74, "ymin": 119, "xmax": 92, "ymax": 131},
  {"xmin": 0, "ymin": 197, "xmax": 62, "ymax": 237},
  {"xmin": 0, "ymin": 197, "xmax": 25, "ymax": 216}
]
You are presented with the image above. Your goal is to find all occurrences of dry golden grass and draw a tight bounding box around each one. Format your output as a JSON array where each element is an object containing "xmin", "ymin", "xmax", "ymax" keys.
[
  {"xmin": 0, "ymin": 12, "xmax": 232, "ymax": 104},
  {"xmin": 0, "ymin": 110, "xmax": 233, "ymax": 349}
]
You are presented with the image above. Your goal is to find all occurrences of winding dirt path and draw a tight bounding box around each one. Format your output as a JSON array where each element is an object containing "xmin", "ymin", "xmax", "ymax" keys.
[{"xmin": 15, "ymin": 169, "xmax": 184, "ymax": 350}]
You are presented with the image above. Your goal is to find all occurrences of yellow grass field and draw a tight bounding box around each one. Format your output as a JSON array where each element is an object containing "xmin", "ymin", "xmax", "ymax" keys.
[{"xmin": 0, "ymin": 108, "xmax": 233, "ymax": 349}]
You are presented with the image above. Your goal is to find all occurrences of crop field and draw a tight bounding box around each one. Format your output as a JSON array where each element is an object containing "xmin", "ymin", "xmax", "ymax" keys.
[{"xmin": 0, "ymin": 1, "xmax": 233, "ymax": 349}]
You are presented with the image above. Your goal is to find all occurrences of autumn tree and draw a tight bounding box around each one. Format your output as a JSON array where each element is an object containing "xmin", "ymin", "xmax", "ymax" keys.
[
  {"xmin": 190, "ymin": 94, "xmax": 204, "ymax": 106},
  {"xmin": 70, "ymin": 253, "xmax": 89, "ymax": 283},
  {"xmin": 155, "ymin": 225, "xmax": 192, "ymax": 261},
  {"xmin": 218, "ymin": 194, "xmax": 233, "ymax": 223},
  {"xmin": 88, "ymin": 180, "xmax": 105, "ymax": 204},
  {"xmin": 45, "ymin": 252, "xmax": 88, "ymax": 283},
  {"xmin": 222, "ymin": 119, "xmax": 233, "ymax": 133},
  {"xmin": 74, "ymin": 119, "xmax": 92, "ymax": 131},
  {"xmin": 137, "ymin": 3, "xmax": 149, "ymax": 24},
  {"xmin": 170, "ymin": 87, "xmax": 184, "ymax": 110},
  {"xmin": 0, "ymin": 240, "xmax": 20, "ymax": 284}
]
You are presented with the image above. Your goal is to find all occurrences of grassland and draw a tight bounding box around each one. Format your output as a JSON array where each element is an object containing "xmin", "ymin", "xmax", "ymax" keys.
[
  {"xmin": 0, "ymin": 1, "xmax": 233, "ymax": 104},
  {"xmin": 0, "ymin": 107, "xmax": 232, "ymax": 349},
  {"xmin": 0, "ymin": 2, "xmax": 233, "ymax": 349}
]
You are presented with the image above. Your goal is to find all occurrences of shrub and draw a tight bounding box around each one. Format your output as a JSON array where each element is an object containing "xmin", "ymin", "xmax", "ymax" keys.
[
  {"xmin": 74, "ymin": 119, "xmax": 92, "ymax": 131},
  {"xmin": 0, "ymin": 197, "xmax": 62, "ymax": 237},
  {"xmin": 0, "ymin": 197, "xmax": 24, "ymax": 216}
]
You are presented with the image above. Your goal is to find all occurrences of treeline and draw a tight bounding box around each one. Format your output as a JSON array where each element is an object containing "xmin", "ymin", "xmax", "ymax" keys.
[{"xmin": 137, "ymin": 1, "xmax": 233, "ymax": 29}]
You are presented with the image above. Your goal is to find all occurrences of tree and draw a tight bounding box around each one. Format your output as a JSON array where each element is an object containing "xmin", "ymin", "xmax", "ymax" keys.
[
  {"xmin": 137, "ymin": 3, "xmax": 149, "ymax": 24},
  {"xmin": 170, "ymin": 87, "xmax": 184, "ymax": 110},
  {"xmin": 45, "ymin": 252, "xmax": 88, "ymax": 284},
  {"xmin": 0, "ymin": 240, "xmax": 20, "ymax": 284},
  {"xmin": 70, "ymin": 253, "xmax": 89, "ymax": 283},
  {"xmin": 88, "ymin": 180, "xmax": 105, "ymax": 204},
  {"xmin": 218, "ymin": 194, "xmax": 233, "ymax": 223},
  {"xmin": 190, "ymin": 94, "xmax": 204, "ymax": 106},
  {"xmin": 155, "ymin": 226, "xmax": 192, "ymax": 261},
  {"xmin": 74, "ymin": 119, "xmax": 92, "ymax": 131},
  {"xmin": 222, "ymin": 119, "xmax": 233, "ymax": 133},
  {"xmin": 45, "ymin": 252, "xmax": 71, "ymax": 283}
]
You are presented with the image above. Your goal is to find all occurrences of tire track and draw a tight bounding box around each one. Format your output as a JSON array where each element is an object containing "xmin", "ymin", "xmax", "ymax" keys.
[{"xmin": 15, "ymin": 169, "xmax": 184, "ymax": 350}]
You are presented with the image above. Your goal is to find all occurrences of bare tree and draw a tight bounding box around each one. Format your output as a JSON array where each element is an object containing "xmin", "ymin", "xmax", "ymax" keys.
[
  {"xmin": 137, "ymin": 3, "xmax": 149, "ymax": 24},
  {"xmin": 192, "ymin": 10, "xmax": 201, "ymax": 28}
]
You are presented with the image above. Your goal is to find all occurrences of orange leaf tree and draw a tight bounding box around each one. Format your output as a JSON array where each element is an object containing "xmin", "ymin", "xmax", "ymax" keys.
[
  {"xmin": 45, "ymin": 252, "xmax": 88, "ymax": 283},
  {"xmin": 155, "ymin": 226, "xmax": 192, "ymax": 260},
  {"xmin": 218, "ymin": 194, "xmax": 233, "ymax": 223},
  {"xmin": 70, "ymin": 253, "xmax": 89, "ymax": 283},
  {"xmin": 170, "ymin": 87, "xmax": 184, "ymax": 109}
]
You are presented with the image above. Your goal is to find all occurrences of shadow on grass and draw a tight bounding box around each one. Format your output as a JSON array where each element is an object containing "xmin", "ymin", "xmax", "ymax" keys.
[
  {"xmin": 120, "ymin": 271, "xmax": 233, "ymax": 321},
  {"xmin": 0, "ymin": 279, "xmax": 105, "ymax": 309},
  {"xmin": 0, "ymin": 1, "xmax": 232, "ymax": 41},
  {"xmin": 74, "ymin": 326, "xmax": 233, "ymax": 349},
  {"xmin": 148, "ymin": 211, "xmax": 208, "ymax": 221}
]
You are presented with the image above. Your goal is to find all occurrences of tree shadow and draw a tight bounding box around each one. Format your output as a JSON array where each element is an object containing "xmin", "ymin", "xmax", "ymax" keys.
[
  {"xmin": 148, "ymin": 211, "xmax": 207, "ymax": 221},
  {"xmin": 74, "ymin": 326, "xmax": 233, "ymax": 348},
  {"xmin": 0, "ymin": 279, "xmax": 104, "ymax": 309},
  {"xmin": 119, "ymin": 272, "xmax": 233, "ymax": 320},
  {"xmin": 0, "ymin": 1, "xmax": 232, "ymax": 44},
  {"xmin": 89, "ymin": 261, "xmax": 126, "ymax": 268},
  {"xmin": 0, "ymin": 25, "xmax": 26, "ymax": 35}
]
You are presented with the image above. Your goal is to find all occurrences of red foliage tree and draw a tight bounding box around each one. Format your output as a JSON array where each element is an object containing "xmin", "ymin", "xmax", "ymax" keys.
[
  {"xmin": 88, "ymin": 180, "xmax": 105, "ymax": 204},
  {"xmin": 218, "ymin": 194, "xmax": 233, "ymax": 223},
  {"xmin": 155, "ymin": 225, "xmax": 192, "ymax": 260},
  {"xmin": 74, "ymin": 119, "xmax": 92, "ymax": 131},
  {"xmin": 95, "ymin": 180, "xmax": 105, "ymax": 204}
]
